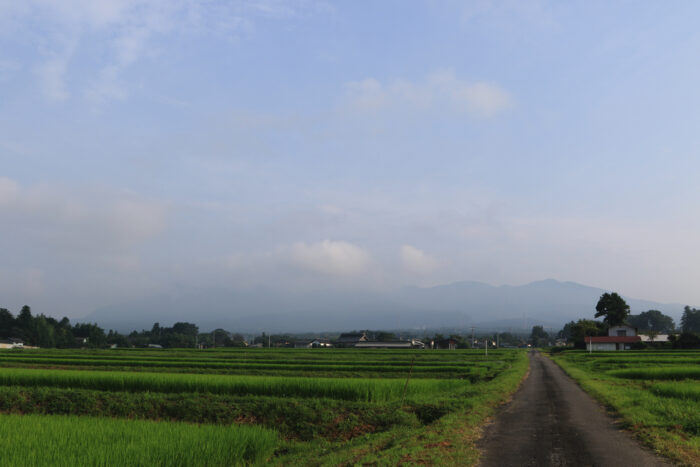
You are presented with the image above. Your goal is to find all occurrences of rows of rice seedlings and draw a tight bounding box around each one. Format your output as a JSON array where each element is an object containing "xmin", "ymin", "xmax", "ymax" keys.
[
  {"xmin": 0, "ymin": 349, "xmax": 527, "ymax": 465},
  {"xmin": 0, "ymin": 385, "xmax": 423, "ymax": 440},
  {"xmin": 0, "ymin": 355, "xmax": 483, "ymax": 373},
  {"xmin": 0, "ymin": 349, "xmax": 516, "ymax": 379},
  {"xmin": 650, "ymin": 382, "xmax": 700, "ymax": 401},
  {"xmin": 0, "ymin": 367, "xmax": 466, "ymax": 401},
  {"xmin": 0, "ymin": 413, "xmax": 278, "ymax": 466},
  {"xmin": 586, "ymin": 357, "xmax": 700, "ymax": 365},
  {"xmin": 607, "ymin": 367, "xmax": 700, "ymax": 380},
  {"xmin": 0, "ymin": 352, "xmax": 502, "ymax": 368},
  {"xmin": 4, "ymin": 347, "xmax": 513, "ymax": 363},
  {"xmin": 0, "ymin": 352, "xmax": 495, "ymax": 366}
]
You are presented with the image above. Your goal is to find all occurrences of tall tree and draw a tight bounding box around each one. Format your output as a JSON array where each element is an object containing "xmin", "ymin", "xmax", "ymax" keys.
[
  {"xmin": 16, "ymin": 305, "xmax": 36, "ymax": 343},
  {"xmin": 681, "ymin": 306, "xmax": 700, "ymax": 332},
  {"xmin": 530, "ymin": 325, "xmax": 549, "ymax": 347},
  {"xmin": 594, "ymin": 292, "xmax": 630, "ymax": 326},
  {"xmin": 34, "ymin": 315, "xmax": 56, "ymax": 348},
  {"xmin": 0, "ymin": 308, "xmax": 14, "ymax": 337}
]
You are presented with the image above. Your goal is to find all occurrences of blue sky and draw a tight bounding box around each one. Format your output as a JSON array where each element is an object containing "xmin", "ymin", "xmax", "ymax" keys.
[{"xmin": 2, "ymin": 0, "xmax": 700, "ymax": 318}]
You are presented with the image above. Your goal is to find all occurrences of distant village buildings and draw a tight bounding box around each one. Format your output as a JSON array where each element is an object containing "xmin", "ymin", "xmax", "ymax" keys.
[{"xmin": 334, "ymin": 332, "xmax": 368, "ymax": 348}]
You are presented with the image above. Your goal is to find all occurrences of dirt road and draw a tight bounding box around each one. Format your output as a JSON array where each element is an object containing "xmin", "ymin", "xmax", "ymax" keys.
[{"xmin": 478, "ymin": 351, "xmax": 671, "ymax": 467}]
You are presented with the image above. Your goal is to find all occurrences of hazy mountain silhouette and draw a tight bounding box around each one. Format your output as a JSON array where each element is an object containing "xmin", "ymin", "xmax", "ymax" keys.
[{"xmin": 82, "ymin": 279, "xmax": 686, "ymax": 333}]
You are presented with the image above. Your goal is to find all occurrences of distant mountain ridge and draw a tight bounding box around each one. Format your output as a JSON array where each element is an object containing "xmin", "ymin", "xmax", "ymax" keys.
[{"xmin": 82, "ymin": 279, "xmax": 687, "ymax": 334}]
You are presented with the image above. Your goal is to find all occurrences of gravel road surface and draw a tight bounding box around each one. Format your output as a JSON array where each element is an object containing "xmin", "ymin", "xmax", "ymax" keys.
[{"xmin": 478, "ymin": 351, "xmax": 671, "ymax": 467}]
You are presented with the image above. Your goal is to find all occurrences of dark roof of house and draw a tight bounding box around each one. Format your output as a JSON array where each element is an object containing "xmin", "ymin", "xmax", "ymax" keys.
[
  {"xmin": 588, "ymin": 336, "xmax": 641, "ymax": 343},
  {"xmin": 336, "ymin": 332, "xmax": 367, "ymax": 343}
]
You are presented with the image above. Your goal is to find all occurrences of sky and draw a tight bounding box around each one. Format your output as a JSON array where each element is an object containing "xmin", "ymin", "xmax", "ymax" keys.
[{"xmin": 2, "ymin": 0, "xmax": 700, "ymax": 320}]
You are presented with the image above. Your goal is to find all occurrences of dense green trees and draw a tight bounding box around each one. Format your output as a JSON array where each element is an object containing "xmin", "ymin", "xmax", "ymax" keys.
[
  {"xmin": 0, "ymin": 306, "xmax": 112, "ymax": 348},
  {"xmin": 559, "ymin": 319, "xmax": 606, "ymax": 349},
  {"xmin": 627, "ymin": 309, "xmax": 675, "ymax": 333},
  {"xmin": 128, "ymin": 322, "xmax": 200, "ymax": 348},
  {"xmin": 529, "ymin": 326, "xmax": 549, "ymax": 347},
  {"xmin": 0, "ymin": 305, "xmax": 227, "ymax": 349},
  {"xmin": 595, "ymin": 292, "xmax": 630, "ymax": 326}
]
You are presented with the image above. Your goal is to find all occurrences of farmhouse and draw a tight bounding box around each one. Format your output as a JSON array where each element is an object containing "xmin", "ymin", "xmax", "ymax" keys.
[
  {"xmin": 294, "ymin": 338, "xmax": 333, "ymax": 348},
  {"xmin": 0, "ymin": 338, "xmax": 24, "ymax": 349},
  {"xmin": 587, "ymin": 325, "xmax": 641, "ymax": 351}
]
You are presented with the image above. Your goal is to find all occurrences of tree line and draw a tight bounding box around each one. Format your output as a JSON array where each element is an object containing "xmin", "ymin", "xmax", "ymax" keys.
[{"xmin": 0, "ymin": 306, "xmax": 244, "ymax": 349}]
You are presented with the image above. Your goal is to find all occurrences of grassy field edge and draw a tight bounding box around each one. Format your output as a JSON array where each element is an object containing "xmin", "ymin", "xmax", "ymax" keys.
[{"xmin": 548, "ymin": 352, "xmax": 696, "ymax": 466}]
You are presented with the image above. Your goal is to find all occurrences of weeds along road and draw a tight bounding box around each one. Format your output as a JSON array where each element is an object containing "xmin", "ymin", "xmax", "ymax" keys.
[{"xmin": 478, "ymin": 351, "xmax": 671, "ymax": 467}]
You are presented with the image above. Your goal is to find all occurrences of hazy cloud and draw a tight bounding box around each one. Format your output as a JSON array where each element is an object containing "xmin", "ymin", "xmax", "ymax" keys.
[
  {"xmin": 344, "ymin": 69, "xmax": 512, "ymax": 117},
  {"xmin": 400, "ymin": 245, "xmax": 439, "ymax": 274},
  {"xmin": 0, "ymin": 178, "xmax": 166, "ymax": 259},
  {"xmin": 0, "ymin": 176, "xmax": 19, "ymax": 204},
  {"xmin": 289, "ymin": 240, "xmax": 372, "ymax": 276}
]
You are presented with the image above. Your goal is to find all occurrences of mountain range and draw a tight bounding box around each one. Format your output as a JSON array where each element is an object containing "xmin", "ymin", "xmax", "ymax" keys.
[{"xmin": 82, "ymin": 279, "xmax": 687, "ymax": 334}]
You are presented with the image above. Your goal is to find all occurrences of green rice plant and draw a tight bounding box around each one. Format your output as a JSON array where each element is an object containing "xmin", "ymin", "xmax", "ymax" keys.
[
  {"xmin": 0, "ymin": 367, "xmax": 465, "ymax": 401},
  {"xmin": 0, "ymin": 355, "xmax": 479, "ymax": 372},
  {"xmin": 650, "ymin": 382, "xmax": 700, "ymax": 401},
  {"xmin": 608, "ymin": 367, "xmax": 700, "ymax": 380},
  {"xmin": 0, "ymin": 414, "xmax": 278, "ymax": 466}
]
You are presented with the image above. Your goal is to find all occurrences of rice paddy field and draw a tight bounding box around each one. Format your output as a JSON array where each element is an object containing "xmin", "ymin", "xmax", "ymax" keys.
[
  {"xmin": 0, "ymin": 347, "xmax": 528, "ymax": 466},
  {"xmin": 550, "ymin": 350, "xmax": 700, "ymax": 465}
]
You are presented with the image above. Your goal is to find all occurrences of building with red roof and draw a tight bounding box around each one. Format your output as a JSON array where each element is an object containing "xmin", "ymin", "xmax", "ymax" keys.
[{"xmin": 586, "ymin": 325, "xmax": 640, "ymax": 351}]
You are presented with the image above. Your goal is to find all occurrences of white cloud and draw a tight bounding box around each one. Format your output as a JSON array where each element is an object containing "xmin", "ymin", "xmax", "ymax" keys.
[
  {"xmin": 3, "ymin": 0, "xmax": 330, "ymax": 103},
  {"xmin": 289, "ymin": 240, "xmax": 372, "ymax": 276},
  {"xmin": 400, "ymin": 245, "xmax": 439, "ymax": 274},
  {"xmin": 451, "ymin": 81, "xmax": 511, "ymax": 116},
  {"xmin": 35, "ymin": 37, "xmax": 78, "ymax": 101},
  {"xmin": 344, "ymin": 68, "xmax": 512, "ymax": 117},
  {"xmin": 344, "ymin": 78, "xmax": 387, "ymax": 111}
]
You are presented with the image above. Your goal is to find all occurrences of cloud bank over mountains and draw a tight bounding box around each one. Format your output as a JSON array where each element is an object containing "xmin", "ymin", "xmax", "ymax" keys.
[
  {"xmin": 3, "ymin": 2, "xmax": 700, "ymax": 322},
  {"xmin": 84, "ymin": 279, "xmax": 685, "ymax": 334}
]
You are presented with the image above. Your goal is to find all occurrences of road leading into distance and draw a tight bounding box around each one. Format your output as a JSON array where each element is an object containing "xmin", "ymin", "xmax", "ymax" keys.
[{"xmin": 478, "ymin": 351, "xmax": 671, "ymax": 467}]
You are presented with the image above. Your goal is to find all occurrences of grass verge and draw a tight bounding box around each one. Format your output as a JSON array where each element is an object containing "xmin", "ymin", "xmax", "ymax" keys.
[{"xmin": 550, "ymin": 351, "xmax": 700, "ymax": 466}]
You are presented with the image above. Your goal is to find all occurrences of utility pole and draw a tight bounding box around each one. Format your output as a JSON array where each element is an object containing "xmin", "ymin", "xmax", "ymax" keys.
[
  {"xmin": 268, "ymin": 334, "xmax": 271, "ymax": 349},
  {"xmin": 485, "ymin": 337, "xmax": 488, "ymax": 356},
  {"xmin": 471, "ymin": 327, "xmax": 475, "ymax": 349}
]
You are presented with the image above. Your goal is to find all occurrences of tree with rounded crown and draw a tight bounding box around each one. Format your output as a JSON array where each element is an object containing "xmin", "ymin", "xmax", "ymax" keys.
[{"xmin": 594, "ymin": 292, "xmax": 630, "ymax": 327}]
